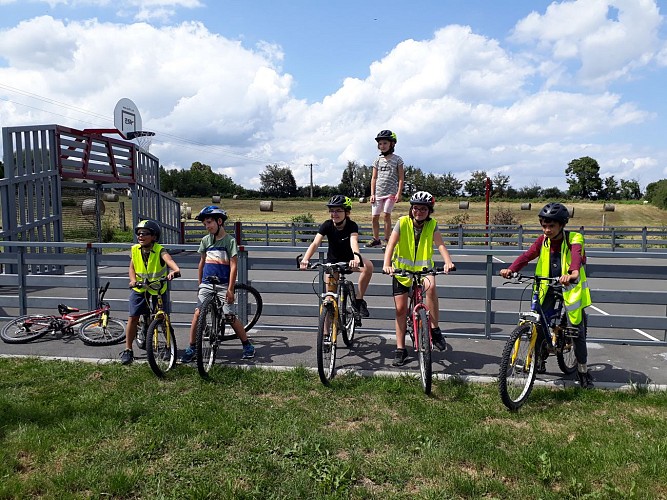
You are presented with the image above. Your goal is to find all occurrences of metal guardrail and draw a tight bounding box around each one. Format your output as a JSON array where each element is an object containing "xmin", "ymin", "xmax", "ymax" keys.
[
  {"xmin": 181, "ymin": 222, "xmax": 667, "ymax": 251},
  {"xmin": 1, "ymin": 241, "xmax": 665, "ymax": 346}
]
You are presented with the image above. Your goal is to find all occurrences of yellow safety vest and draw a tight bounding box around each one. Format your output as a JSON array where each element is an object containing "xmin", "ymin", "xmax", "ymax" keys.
[
  {"xmin": 131, "ymin": 243, "xmax": 168, "ymax": 295},
  {"xmin": 392, "ymin": 216, "xmax": 436, "ymax": 287},
  {"xmin": 535, "ymin": 231, "xmax": 591, "ymax": 325}
]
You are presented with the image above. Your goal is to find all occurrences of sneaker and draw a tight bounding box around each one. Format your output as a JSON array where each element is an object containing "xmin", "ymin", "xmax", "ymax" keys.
[
  {"xmin": 180, "ymin": 345, "xmax": 196, "ymax": 363},
  {"xmin": 577, "ymin": 370, "xmax": 594, "ymax": 389},
  {"xmin": 392, "ymin": 348, "xmax": 408, "ymax": 367},
  {"xmin": 431, "ymin": 327, "xmax": 447, "ymax": 352},
  {"xmin": 365, "ymin": 238, "xmax": 382, "ymax": 248},
  {"xmin": 356, "ymin": 298, "xmax": 370, "ymax": 318},
  {"xmin": 242, "ymin": 343, "xmax": 255, "ymax": 359},
  {"xmin": 119, "ymin": 349, "xmax": 134, "ymax": 365}
]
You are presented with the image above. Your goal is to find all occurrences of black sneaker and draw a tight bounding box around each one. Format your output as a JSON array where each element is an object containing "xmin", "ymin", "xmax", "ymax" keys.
[
  {"xmin": 577, "ymin": 370, "xmax": 594, "ymax": 389},
  {"xmin": 365, "ymin": 238, "xmax": 382, "ymax": 248},
  {"xmin": 120, "ymin": 349, "xmax": 134, "ymax": 365},
  {"xmin": 356, "ymin": 299, "xmax": 370, "ymax": 318},
  {"xmin": 431, "ymin": 327, "xmax": 446, "ymax": 351},
  {"xmin": 392, "ymin": 348, "xmax": 408, "ymax": 367}
]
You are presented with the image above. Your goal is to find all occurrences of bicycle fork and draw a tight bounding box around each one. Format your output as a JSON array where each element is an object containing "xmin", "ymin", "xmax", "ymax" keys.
[
  {"xmin": 320, "ymin": 294, "xmax": 339, "ymax": 344},
  {"xmin": 511, "ymin": 322, "xmax": 539, "ymax": 371},
  {"xmin": 411, "ymin": 305, "xmax": 430, "ymax": 351}
]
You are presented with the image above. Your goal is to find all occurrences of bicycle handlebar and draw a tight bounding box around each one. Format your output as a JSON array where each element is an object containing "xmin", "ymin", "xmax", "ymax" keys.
[
  {"xmin": 130, "ymin": 272, "xmax": 181, "ymax": 290},
  {"xmin": 382, "ymin": 266, "xmax": 456, "ymax": 277},
  {"xmin": 296, "ymin": 252, "xmax": 364, "ymax": 272},
  {"xmin": 503, "ymin": 273, "xmax": 563, "ymax": 285}
]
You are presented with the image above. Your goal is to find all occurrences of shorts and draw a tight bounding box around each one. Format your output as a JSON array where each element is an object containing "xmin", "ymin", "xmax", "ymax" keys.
[
  {"xmin": 392, "ymin": 277, "xmax": 411, "ymax": 296},
  {"xmin": 128, "ymin": 289, "xmax": 171, "ymax": 317},
  {"xmin": 196, "ymin": 283, "xmax": 237, "ymax": 316},
  {"xmin": 371, "ymin": 195, "xmax": 396, "ymax": 216}
]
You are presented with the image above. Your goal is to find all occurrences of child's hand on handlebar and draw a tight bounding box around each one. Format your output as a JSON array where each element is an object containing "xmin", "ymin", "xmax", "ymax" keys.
[
  {"xmin": 382, "ymin": 265, "xmax": 394, "ymax": 275},
  {"xmin": 443, "ymin": 262, "xmax": 456, "ymax": 273},
  {"xmin": 499, "ymin": 268, "xmax": 513, "ymax": 279},
  {"xmin": 299, "ymin": 258, "xmax": 310, "ymax": 270}
]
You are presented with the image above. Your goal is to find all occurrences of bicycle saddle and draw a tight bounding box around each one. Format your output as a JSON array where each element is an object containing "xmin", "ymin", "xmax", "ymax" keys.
[{"xmin": 58, "ymin": 304, "xmax": 79, "ymax": 315}]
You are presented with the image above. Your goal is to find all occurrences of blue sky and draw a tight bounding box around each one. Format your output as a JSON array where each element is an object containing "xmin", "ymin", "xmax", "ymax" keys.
[{"xmin": 1, "ymin": 0, "xmax": 667, "ymax": 193}]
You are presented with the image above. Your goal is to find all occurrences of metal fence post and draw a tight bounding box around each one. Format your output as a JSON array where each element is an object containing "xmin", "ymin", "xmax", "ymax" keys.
[
  {"xmin": 291, "ymin": 223, "xmax": 296, "ymax": 246},
  {"xmin": 485, "ymin": 253, "xmax": 493, "ymax": 339},
  {"xmin": 86, "ymin": 243, "xmax": 99, "ymax": 311},
  {"xmin": 17, "ymin": 247, "xmax": 27, "ymax": 316},
  {"xmin": 642, "ymin": 227, "xmax": 647, "ymax": 252},
  {"xmin": 237, "ymin": 247, "xmax": 249, "ymax": 327},
  {"xmin": 518, "ymin": 225, "xmax": 524, "ymax": 250}
]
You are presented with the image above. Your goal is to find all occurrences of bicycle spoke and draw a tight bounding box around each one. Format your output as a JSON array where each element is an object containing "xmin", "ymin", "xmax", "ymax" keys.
[{"xmin": 499, "ymin": 324, "xmax": 537, "ymax": 411}]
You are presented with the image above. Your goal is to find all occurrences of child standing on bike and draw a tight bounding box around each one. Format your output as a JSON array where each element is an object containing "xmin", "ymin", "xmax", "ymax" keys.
[
  {"xmin": 300, "ymin": 195, "xmax": 374, "ymax": 318},
  {"xmin": 383, "ymin": 191, "xmax": 455, "ymax": 366},
  {"xmin": 366, "ymin": 130, "xmax": 405, "ymax": 248},
  {"xmin": 499, "ymin": 202, "xmax": 594, "ymax": 388},
  {"xmin": 180, "ymin": 206, "xmax": 255, "ymax": 363},
  {"xmin": 121, "ymin": 220, "xmax": 180, "ymax": 365}
]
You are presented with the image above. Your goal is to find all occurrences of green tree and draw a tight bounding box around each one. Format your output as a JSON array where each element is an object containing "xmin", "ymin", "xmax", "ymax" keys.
[
  {"xmin": 491, "ymin": 173, "xmax": 511, "ymax": 198},
  {"xmin": 402, "ymin": 165, "xmax": 426, "ymax": 196},
  {"xmin": 540, "ymin": 186, "xmax": 565, "ymax": 199},
  {"xmin": 566, "ymin": 157, "xmax": 603, "ymax": 199},
  {"xmin": 517, "ymin": 182, "xmax": 541, "ymax": 199},
  {"xmin": 619, "ymin": 179, "xmax": 642, "ymax": 200},
  {"xmin": 645, "ymin": 179, "xmax": 667, "ymax": 209},
  {"xmin": 339, "ymin": 161, "xmax": 372, "ymax": 198},
  {"xmin": 464, "ymin": 170, "xmax": 489, "ymax": 197},
  {"xmin": 439, "ymin": 172, "xmax": 463, "ymax": 197},
  {"xmin": 601, "ymin": 176, "xmax": 620, "ymax": 200},
  {"xmin": 260, "ymin": 164, "xmax": 297, "ymax": 198}
]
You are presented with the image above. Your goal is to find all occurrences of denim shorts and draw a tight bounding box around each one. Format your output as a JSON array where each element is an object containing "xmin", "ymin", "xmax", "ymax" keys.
[
  {"xmin": 196, "ymin": 283, "xmax": 237, "ymax": 315},
  {"xmin": 128, "ymin": 289, "xmax": 171, "ymax": 317}
]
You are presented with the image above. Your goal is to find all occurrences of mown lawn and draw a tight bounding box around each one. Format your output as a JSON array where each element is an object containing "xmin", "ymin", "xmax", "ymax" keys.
[{"xmin": 1, "ymin": 358, "xmax": 666, "ymax": 499}]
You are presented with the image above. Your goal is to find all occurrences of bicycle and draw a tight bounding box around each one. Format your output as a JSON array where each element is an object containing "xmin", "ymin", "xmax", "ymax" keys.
[
  {"xmin": 298, "ymin": 253, "xmax": 363, "ymax": 386},
  {"xmin": 134, "ymin": 274, "xmax": 180, "ymax": 378},
  {"xmin": 498, "ymin": 273, "xmax": 581, "ymax": 411},
  {"xmin": 386, "ymin": 267, "xmax": 451, "ymax": 395},
  {"xmin": 1, "ymin": 282, "xmax": 126, "ymax": 346},
  {"xmin": 195, "ymin": 277, "xmax": 263, "ymax": 378}
]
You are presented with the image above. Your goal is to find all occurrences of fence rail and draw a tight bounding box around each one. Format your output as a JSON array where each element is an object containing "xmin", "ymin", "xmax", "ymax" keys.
[
  {"xmin": 1, "ymin": 241, "xmax": 665, "ymax": 347},
  {"xmin": 181, "ymin": 222, "xmax": 667, "ymax": 251}
]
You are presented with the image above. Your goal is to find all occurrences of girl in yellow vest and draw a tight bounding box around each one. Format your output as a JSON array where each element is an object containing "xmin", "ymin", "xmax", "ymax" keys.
[
  {"xmin": 383, "ymin": 191, "xmax": 455, "ymax": 367},
  {"xmin": 500, "ymin": 203, "xmax": 594, "ymax": 388},
  {"xmin": 120, "ymin": 220, "xmax": 180, "ymax": 365}
]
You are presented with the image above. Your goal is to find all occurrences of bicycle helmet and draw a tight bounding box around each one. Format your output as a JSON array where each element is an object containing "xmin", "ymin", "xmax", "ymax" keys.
[
  {"xmin": 195, "ymin": 205, "xmax": 228, "ymax": 223},
  {"xmin": 135, "ymin": 219, "xmax": 161, "ymax": 241},
  {"xmin": 375, "ymin": 129, "xmax": 397, "ymax": 143},
  {"xmin": 326, "ymin": 195, "xmax": 352, "ymax": 211},
  {"xmin": 409, "ymin": 191, "xmax": 435, "ymax": 209},
  {"xmin": 538, "ymin": 202, "xmax": 569, "ymax": 224}
]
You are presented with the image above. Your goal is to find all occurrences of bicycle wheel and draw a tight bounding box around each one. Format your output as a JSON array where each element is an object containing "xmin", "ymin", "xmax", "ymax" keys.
[
  {"xmin": 340, "ymin": 283, "xmax": 356, "ymax": 348},
  {"xmin": 196, "ymin": 297, "xmax": 221, "ymax": 378},
  {"xmin": 556, "ymin": 322, "xmax": 582, "ymax": 375},
  {"xmin": 1, "ymin": 315, "xmax": 53, "ymax": 343},
  {"xmin": 498, "ymin": 323, "xmax": 538, "ymax": 411},
  {"xmin": 136, "ymin": 314, "xmax": 149, "ymax": 350},
  {"xmin": 317, "ymin": 302, "xmax": 337, "ymax": 386},
  {"xmin": 415, "ymin": 308, "xmax": 432, "ymax": 395},
  {"xmin": 78, "ymin": 315, "xmax": 126, "ymax": 346},
  {"xmin": 145, "ymin": 316, "xmax": 177, "ymax": 378},
  {"xmin": 235, "ymin": 283, "xmax": 263, "ymax": 332}
]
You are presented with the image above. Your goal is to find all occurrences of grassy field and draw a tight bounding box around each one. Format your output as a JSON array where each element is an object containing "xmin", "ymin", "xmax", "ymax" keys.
[{"xmin": 1, "ymin": 358, "xmax": 666, "ymax": 499}]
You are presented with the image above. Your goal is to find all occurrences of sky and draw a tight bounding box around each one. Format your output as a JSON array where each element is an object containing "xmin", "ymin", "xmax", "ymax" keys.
[{"xmin": 1, "ymin": 0, "xmax": 667, "ymax": 193}]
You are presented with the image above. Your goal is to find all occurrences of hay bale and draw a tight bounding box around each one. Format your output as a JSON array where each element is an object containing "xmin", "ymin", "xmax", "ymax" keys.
[
  {"xmin": 259, "ymin": 200, "xmax": 274, "ymax": 212},
  {"xmin": 212, "ymin": 195, "xmax": 221, "ymax": 203},
  {"xmin": 359, "ymin": 197, "xmax": 367, "ymax": 203},
  {"xmin": 180, "ymin": 205, "xmax": 192, "ymax": 219},
  {"xmin": 603, "ymin": 203, "xmax": 616, "ymax": 212},
  {"xmin": 520, "ymin": 203, "xmax": 532, "ymax": 211},
  {"xmin": 81, "ymin": 198, "xmax": 105, "ymax": 216},
  {"xmin": 458, "ymin": 201, "xmax": 469, "ymax": 210},
  {"xmin": 102, "ymin": 193, "xmax": 119, "ymax": 202},
  {"xmin": 232, "ymin": 194, "xmax": 239, "ymax": 200},
  {"xmin": 568, "ymin": 207, "xmax": 575, "ymax": 218}
]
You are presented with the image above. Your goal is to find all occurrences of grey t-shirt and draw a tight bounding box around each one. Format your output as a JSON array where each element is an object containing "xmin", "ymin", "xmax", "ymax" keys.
[{"xmin": 373, "ymin": 154, "xmax": 404, "ymax": 198}]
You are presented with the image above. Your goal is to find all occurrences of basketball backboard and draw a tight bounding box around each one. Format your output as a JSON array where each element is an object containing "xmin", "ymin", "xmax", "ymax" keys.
[{"xmin": 113, "ymin": 98, "xmax": 142, "ymax": 139}]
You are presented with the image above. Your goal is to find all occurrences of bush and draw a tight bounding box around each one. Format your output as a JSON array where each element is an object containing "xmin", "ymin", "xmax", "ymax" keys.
[
  {"xmin": 291, "ymin": 213, "xmax": 316, "ymax": 225},
  {"xmin": 492, "ymin": 207, "xmax": 519, "ymax": 226}
]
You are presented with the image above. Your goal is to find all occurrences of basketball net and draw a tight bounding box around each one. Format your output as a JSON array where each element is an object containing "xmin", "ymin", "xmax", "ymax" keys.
[{"xmin": 127, "ymin": 130, "xmax": 155, "ymax": 152}]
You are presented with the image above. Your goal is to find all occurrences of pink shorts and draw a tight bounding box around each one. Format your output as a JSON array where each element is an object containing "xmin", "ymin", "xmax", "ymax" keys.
[{"xmin": 371, "ymin": 195, "xmax": 396, "ymax": 216}]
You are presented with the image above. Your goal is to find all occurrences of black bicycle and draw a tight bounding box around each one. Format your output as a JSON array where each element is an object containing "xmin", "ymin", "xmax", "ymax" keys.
[{"xmin": 195, "ymin": 277, "xmax": 263, "ymax": 378}]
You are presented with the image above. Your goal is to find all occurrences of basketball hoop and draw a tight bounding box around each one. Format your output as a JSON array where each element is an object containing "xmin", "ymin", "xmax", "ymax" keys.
[{"xmin": 127, "ymin": 130, "xmax": 155, "ymax": 152}]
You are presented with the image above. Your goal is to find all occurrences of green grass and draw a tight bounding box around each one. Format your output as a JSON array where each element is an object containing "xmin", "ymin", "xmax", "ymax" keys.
[{"xmin": 1, "ymin": 358, "xmax": 666, "ymax": 499}]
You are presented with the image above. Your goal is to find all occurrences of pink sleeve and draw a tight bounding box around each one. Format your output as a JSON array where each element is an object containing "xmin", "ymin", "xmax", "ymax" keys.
[
  {"xmin": 569, "ymin": 243, "xmax": 584, "ymax": 271},
  {"xmin": 508, "ymin": 236, "xmax": 544, "ymax": 272}
]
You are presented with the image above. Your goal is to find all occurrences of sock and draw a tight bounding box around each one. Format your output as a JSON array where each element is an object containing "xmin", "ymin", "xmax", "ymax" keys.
[
  {"xmin": 578, "ymin": 363, "xmax": 588, "ymax": 373},
  {"xmin": 242, "ymin": 340, "xmax": 250, "ymax": 346}
]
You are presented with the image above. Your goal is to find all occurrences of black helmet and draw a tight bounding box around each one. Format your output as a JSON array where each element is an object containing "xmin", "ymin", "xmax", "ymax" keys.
[
  {"xmin": 375, "ymin": 129, "xmax": 397, "ymax": 143},
  {"xmin": 538, "ymin": 203, "xmax": 569, "ymax": 224},
  {"xmin": 135, "ymin": 219, "xmax": 161, "ymax": 241},
  {"xmin": 326, "ymin": 195, "xmax": 352, "ymax": 210},
  {"xmin": 195, "ymin": 205, "xmax": 228, "ymax": 223}
]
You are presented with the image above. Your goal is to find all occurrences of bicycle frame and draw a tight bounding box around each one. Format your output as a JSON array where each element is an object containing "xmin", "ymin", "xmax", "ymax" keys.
[
  {"xmin": 516, "ymin": 276, "xmax": 566, "ymax": 353},
  {"xmin": 52, "ymin": 282, "xmax": 113, "ymax": 331},
  {"xmin": 408, "ymin": 276, "xmax": 430, "ymax": 351}
]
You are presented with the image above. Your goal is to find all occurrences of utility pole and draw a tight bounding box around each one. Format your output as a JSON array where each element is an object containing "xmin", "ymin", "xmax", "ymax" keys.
[{"xmin": 305, "ymin": 163, "xmax": 318, "ymax": 198}]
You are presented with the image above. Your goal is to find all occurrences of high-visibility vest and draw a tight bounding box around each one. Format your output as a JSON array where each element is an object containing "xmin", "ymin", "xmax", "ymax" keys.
[
  {"xmin": 535, "ymin": 231, "xmax": 591, "ymax": 325},
  {"xmin": 391, "ymin": 216, "xmax": 436, "ymax": 287},
  {"xmin": 131, "ymin": 243, "xmax": 168, "ymax": 295}
]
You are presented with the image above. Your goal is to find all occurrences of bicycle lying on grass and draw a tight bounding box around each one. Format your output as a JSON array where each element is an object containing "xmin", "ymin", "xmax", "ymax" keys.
[
  {"xmin": 298, "ymin": 253, "xmax": 363, "ymax": 386},
  {"xmin": 1, "ymin": 282, "xmax": 126, "ymax": 346},
  {"xmin": 195, "ymin": 276, "xmax": 263, "ymax": 378},
  {"xmin": 498, "ymin": 273, "xmax": 581, "ymax": 411},
  {"xmin": 385, "ymin": 267, "xmax": 452, "ymax": 395}
]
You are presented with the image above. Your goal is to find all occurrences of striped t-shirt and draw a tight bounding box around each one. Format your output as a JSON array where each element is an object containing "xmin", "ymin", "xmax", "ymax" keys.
[{"xmin": 373, "ymin": 154, "xmax": 404, "ymax": 197}]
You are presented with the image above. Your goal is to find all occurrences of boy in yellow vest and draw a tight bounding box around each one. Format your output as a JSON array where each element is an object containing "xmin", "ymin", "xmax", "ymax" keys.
[
  {"xmin": 382, "ymin": 191, "xmax": 455, "ymax": 367},
  {"xmin": 500, "ymin": 202, "xmax": 594, "ymax": 388},
  {"xmin": 121, "ymin": 220, "xmax": 180, "ymax": 365}
]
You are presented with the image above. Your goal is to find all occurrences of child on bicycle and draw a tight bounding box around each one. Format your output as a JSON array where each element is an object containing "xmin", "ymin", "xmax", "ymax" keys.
[
  {"xmin": 499, "ymin": 202, "xmax": 594, "ymax": 388},
  {"xmin": 367, "ymin": 129, "xmax": 405, "ymax": 248},
  {"xmin": 121, "ymin": 219, "xmax": 180, "ymax": 365},
  {"xmin": 382, "ymin": 191, "xmax": 455, "ymax": 366},
  {"xmin": 299, "ymin": 195, "xmax": 374, "ymax": 318},
  {"xmin": 180, "ymin": 205, "xmax": 255, "ymax": 363}
]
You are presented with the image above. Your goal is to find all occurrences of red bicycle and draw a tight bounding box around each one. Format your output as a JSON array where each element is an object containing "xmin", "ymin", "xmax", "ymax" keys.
[{"xmin": 0, "ymin": 282, "xmax": 126, "ymax": 346}]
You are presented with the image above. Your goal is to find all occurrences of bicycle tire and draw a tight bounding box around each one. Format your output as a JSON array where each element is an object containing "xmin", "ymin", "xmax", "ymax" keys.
[
  {"xmin": 1, "ymin": 315, "xmax": 53, "ymax": 344},
  {"xmin": 78, "ymin": 315, "xmax": 126, "ymax": 346},
  {"xmin": 235, "ymin": 283, "xmax": 263, "ymax": 332},
  {"xmin": 196, "ymin": 296, "xmax": 221, "ymax": 378},
  {"xmin": 340, "ymin": 283, "xmax": 356, "ymax": 348},
  {"xmin": 136, "ymin": 314, "xmax": 149, "ymax": 350},
  {"xmin": 556, "ymin": 315, "xmax": 584, "ymax": 375},
  {"xmin": 145, "ymin": 316, "xmax": 177, "ymax": 378},
  {"xmin": 498, "ymin": 323, "xmax": 538, "ymax": 411},
  {"xmin": 317, "ymin": 302, "xmax": 337, "ymax": 386},
  {"xmin": 416, "ymin": 309, "xmax": 432, "ymax": 395}
]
